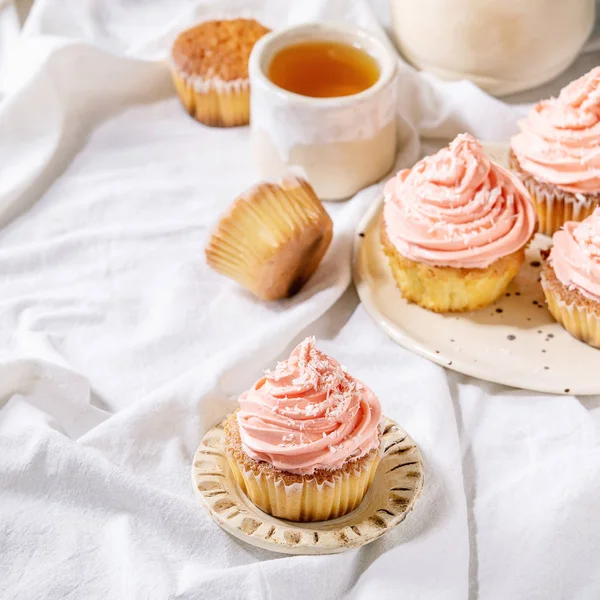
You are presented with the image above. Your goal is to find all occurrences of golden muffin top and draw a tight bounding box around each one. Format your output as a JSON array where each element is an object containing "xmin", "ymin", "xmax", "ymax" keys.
[{"xmin": 171, "ymin": 19, "xmax": 271, "ymax": 81}]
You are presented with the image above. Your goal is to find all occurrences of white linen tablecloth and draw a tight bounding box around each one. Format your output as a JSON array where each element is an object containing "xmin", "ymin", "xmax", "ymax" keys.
[{"xmin": 1, "ymin": 1, "xmax": 599, "ymax": 598}]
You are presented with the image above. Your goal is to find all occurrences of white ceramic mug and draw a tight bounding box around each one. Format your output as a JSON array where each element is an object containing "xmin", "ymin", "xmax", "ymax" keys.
[{"xmin": 248, "ymin": 23, "xmax": 398, "ymax": 201}]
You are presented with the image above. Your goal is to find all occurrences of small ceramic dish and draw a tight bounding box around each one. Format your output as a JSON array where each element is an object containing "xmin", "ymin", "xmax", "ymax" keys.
[
  {"xmin": 249, "ymin": 23, "xmax": 399, "ymax": 201},
  {"xmin": 192, "ymin": 416, "xmax": 424, "ymax": 555}
]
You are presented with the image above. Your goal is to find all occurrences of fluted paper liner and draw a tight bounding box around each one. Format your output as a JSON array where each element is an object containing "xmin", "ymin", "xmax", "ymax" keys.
[
  {"xmin": 171, "ymin": 69, "xmax": 250, "ymax": 127},
  {"xmin": 509, "ymin": 150, "xmax": 600, "ymax": 236},
  {"xmin": 206, "ymin": 177, "xmax": 333, "ymax": 301},
  {"xmin": 225, "ymin": 445, "xmax": 381, "ymax": 522},
  {"xmin": 542, "ymin": 278, "xmax": 600, "ymax": 349},
  {"xmin": 521, "ymin": 181, "xmax": 597, "ymax": 238}
]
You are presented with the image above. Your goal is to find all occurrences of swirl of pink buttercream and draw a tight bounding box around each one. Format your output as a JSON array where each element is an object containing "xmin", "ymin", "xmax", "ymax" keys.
[
  {"xmin": 511, "ymin": 67, "xmax": 600, "ymax": 194},
  {"xmin": 383, "ymin": 133, "xmax": 536, "ymax": 269},
  {"xmin": 550, "ymin": 208, "xmax": 600, "ymax": 300},
  {"xmin": 236, "ymin": 337, "xmax": 382, "ymax": 475}
]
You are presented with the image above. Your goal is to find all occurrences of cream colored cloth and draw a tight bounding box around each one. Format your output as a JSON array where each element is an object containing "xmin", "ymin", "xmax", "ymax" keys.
[{"xmin": 0, "ymin": 0, "xmax": 20, "ymax": 96}]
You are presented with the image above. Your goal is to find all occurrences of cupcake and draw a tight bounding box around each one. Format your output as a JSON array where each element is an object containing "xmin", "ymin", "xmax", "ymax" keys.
[
  {"xmin": 224, "ymin": 336, "xmax": 382, "ymax": 522},
  {"xmin": 381, "ymin": 134, "xmax": 536, "ymax": 313},
  {"xmin": 205, "ymin": 176, "xmax": 333, "ymax": 301},
  {"xmin": 171, "ymin": 19, "xmax": 270, "ymax": 127},
  {"xmin": 510, "ymin": 67, "xmax": 600, "ymax": 236},
  {"xmin": 541, "ymin": 208, "xmax": 600, "ymax": 348}
]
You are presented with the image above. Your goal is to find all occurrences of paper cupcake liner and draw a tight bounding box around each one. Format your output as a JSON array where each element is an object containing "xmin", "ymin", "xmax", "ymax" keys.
[
  {"xmin": 171, "ymin": 68, "xmax": 250, "ymax": 127},
  {"xmin": 542, "ymin": 277, "xmax": 600, "ymax": 348},
  {"xmin": 381, "ymin": 219, "xmax": 526, "ymax": 312},
  {"xmin": 508, "ymin": 151, "xmax": 600, "ymax": 236},
  {"xmin": 205, "ymin": 177, "xmax": 333, "ymax": 301},
  {"xmin": 523, "ymin": 183, "xmax": 597, "ymax": 238},
  {"xmin": 225, "ymin": 446, "xmax": 381, "ymax": 522}
]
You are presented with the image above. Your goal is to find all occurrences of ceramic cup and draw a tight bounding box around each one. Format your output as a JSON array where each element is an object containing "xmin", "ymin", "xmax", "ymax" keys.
[{"xmin": 249, "ymin": 23, "xmax": 398, "ymax": 201}]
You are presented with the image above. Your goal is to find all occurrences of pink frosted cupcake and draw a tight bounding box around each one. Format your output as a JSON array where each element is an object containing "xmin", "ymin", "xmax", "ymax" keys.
[
  {"xmin": 510, "ymin": 67, "xmax": 600, "ymax": 236},
  {"xmin": 381, "ymin": 133, "xmax": 536, "ymax": 312},
  {"xmin": 224, "ymin": 336, "xmax": 382, "ymax": 522},
  {"xmin": 542, "ymin": 208, "xmax": 600, "ymax": 348}
]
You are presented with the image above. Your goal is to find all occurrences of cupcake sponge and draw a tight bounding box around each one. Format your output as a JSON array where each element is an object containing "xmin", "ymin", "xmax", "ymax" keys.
[
  {"xmin": 170, "ymin": 19, "xmax": 270, "ymax": 127},
  {"xmin": 381, "ymin": 218, "xmax": 525, "ymax": 312}
]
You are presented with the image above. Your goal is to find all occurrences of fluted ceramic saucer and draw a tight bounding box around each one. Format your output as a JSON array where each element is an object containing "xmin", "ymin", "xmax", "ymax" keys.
[
  {"xmin": 192, "ymin": 416, "xmax": 424, "ymax": 555},
  {"xmin": 353, "ymin": 143, "xmax": 600, "ymax": 395}
]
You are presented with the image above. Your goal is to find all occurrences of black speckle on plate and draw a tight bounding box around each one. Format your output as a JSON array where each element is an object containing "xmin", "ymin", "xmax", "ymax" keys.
[
  {"xmin": 542, "ymin": 349, "xmax": 546, "ymax": 353},
  {"xmin": 544, "ymin": 366, "xmax": 549, "ymax": 370},
  {"xmin": 507, "ymin": 335, "xmax": 516, "ymax": 341},
  {"xmin": 564, "ymin": 388, "xmax": 571, "ymax": 394},
  {"xmin": 358, "ymin": 232, "xmax": 365, "ymax": 238},
  {"xmin": 548, "ymin": 333, "xmax": 554, "ymax": 339}
]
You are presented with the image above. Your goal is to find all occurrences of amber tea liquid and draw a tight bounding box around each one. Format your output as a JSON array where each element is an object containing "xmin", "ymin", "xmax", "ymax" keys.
[{"xmin": 267, "ymin": 40, "xmax": 380, "ymax": 98}]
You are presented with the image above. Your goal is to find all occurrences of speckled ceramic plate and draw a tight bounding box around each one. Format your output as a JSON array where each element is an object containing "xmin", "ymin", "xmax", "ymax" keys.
[
  {"xmin": 192, "ymin": 416, "xmax": 424, "ymax": 555},
  {"xmin": 352, "ymin": 143, "xmax": 600, "ymax": 396}
]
